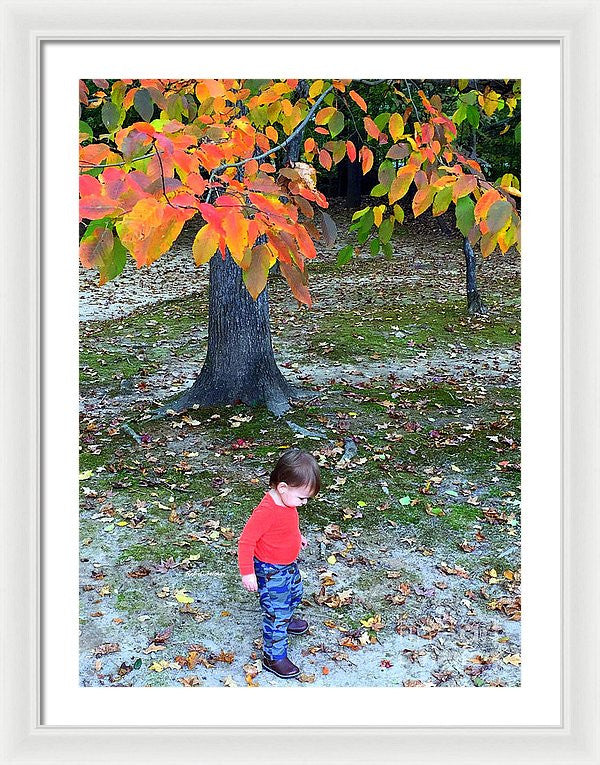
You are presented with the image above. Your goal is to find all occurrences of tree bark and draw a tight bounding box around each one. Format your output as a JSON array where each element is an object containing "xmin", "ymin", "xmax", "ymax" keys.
[
  {"xmin": 346, "ymin": 155, "xmax": 362, "ymax": 209},
  {"xmin": 464, "ymin": 237, "xmax": 486, "ymax": 315},
  {"xmin": 156, "ymin": 251, "xmax": 298, "ymax": 417},
  {"xmin": 284, "ymin": 80, "xmax": 309, "ymax": 165}
]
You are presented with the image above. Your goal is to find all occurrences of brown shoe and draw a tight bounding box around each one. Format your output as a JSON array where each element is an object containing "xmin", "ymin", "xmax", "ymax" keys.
[
  {"xmin": 287, "ymin": 617, "xmax": 309, "ymax": 635},
  {"xmin": 262, "ymin": 655, "xmax": 300, "ymax": 679}
]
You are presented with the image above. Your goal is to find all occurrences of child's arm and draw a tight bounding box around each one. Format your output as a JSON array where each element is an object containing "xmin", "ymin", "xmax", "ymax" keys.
[
  {"xmin": 237, "ymin": 506, "xmax": 272, "ymax": 588},
  {"xmin": 241, "ymin": 573, "xmax": 258, "ymax": 592}
]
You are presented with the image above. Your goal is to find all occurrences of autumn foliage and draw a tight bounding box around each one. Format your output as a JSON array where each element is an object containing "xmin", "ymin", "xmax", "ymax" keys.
[{"xmin": 79, "ymin": 79, "xmax": 520, "ymax": 304}]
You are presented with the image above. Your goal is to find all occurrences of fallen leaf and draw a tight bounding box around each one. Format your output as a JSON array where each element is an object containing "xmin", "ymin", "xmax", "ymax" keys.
[
  {"xmin": 174, "ymin": 588, "xmax": 194, "ymax": 604},
  {"xmin": 178, "ymin": 676, "xmax": 201, "ymax": 687},
  {"xmin": 94, "ymin": 643, "xmax": 120, "ymax": 657}
]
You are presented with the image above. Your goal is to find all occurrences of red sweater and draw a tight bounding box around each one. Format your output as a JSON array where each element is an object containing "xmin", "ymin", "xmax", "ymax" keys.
[{"xmin": 237, "ymin": 492, "xmax": 302, "ymax": 576}]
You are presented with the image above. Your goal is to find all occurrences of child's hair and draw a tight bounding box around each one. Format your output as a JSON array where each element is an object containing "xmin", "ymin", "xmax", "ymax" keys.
[{"xmin": 269, "ymin": 449, "xmax": 321, "ymax": 496}]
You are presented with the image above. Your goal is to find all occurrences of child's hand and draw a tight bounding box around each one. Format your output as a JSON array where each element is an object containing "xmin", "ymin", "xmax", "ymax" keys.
[
  {"xmin": 241, "ymin": 573, "xmax": 258, "ymax": 592},
  {"xmin": 300, "ymin": 534, "xmax": 308, "ymax": 549}
]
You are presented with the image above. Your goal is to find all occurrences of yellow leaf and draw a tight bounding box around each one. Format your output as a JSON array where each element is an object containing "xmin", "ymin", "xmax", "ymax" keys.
[
  {"xmin": 309, "ymin": 80, "xmax": 324, "ymax": 99},
  {"xmin": 503, "ymin": 653, "xmax": 521, "ymax": 666},
  {"xmin": 79, "ymin": 470, "xmax": 93, "ymax": 481},
  {"xmin": 327, "ymin": 555, "xmax": 337, "ymax": 565},
  {"xmin": 192, "ymin": 224, "xmax": 220, "ymax": 266},
  {"xmin": 174, "ymin": 588, "xmax": 194, "ymax": 604},
  {"xmin": 388, "ymin": 113, "xmax": 404, "ymax": 143}
]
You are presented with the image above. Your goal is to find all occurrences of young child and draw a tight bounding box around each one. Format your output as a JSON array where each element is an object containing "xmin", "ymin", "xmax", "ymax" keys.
[{"xmin": 237, "ymin": 448, "xmax": 320, "ymax": 679}]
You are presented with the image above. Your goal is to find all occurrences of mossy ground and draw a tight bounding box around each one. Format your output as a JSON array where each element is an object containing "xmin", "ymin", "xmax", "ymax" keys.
[{"xmin": 79, "ymin": 212, "xmax": 521, "ymax": 688}]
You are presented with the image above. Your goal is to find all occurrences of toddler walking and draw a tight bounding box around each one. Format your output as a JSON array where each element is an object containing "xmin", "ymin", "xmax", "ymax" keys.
[{"xmin": 237, "ymin": 449, "xmax": 320, "ymax": 679}]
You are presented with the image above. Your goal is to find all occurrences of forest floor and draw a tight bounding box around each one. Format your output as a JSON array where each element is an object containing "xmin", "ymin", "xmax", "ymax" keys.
[{"xmin": 79, "ymin": 202, "xmax": 521, "ymax": 688}]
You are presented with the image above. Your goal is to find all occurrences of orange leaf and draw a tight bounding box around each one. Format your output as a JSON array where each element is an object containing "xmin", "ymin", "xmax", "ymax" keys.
[
  {"xmin": 116, "ymin": 198, "xmax": 193, "ymax": 267},
  {"xmin": 474, "ymin": 188, "xmax": 501, "ymax": 220},
  {"xmin": 480, "ymin": 231, "xmax": 499, "ymax": 257},
  {"xmin": 315, "ymin": 107, "xmax": 336, "ymax": 125},
  {"xmin": 79, "ymin": 194, "xmax": 123, "ymax": 221},
  {"xmin": 221, "ymin": 209, "xmax": 249, "ymax": 265},
  {"xmin": 244, "ymin": 159, "xmax": 259, "ymax": 177},
  {"xmin": 349, "ymin": 90, "xmax": 367, "ymax": 112},
  {"xmin": 265, "ymin": 125, "xmax": 278, "ymax": 143},
  {"xmin": 185, "ymin": 173, "xmax": 207, "ymax": 197},
  {"xmin": 292, "ymin": 223, "xmax": 317, "ymax": 260},
  {"xmin": 319, "ymin": 150, "xmax": 332, "ymax": 171},
  {"xmin": 360, "ymin": 147, "xmax": 374, "ymax": 175},
  {"xmin": 280, "ymin": 262, "xmax": 312, "ymax": 307},
  {"xmin": 304, "ymin": 137, "xmax": 317, "ymax": 154},
  {"xmin": 412, "ymin": 185, "xmax": 436, "ymax": 217},
  {"xmin": 389, "ymin": 165, "xmax": 416, "ymax": 204},
  {"xmin": 363, "ymin": 117, "xmax": 380, "ymax": 140},
  {"xmin": 452, "ymin": 174, "xmax": 477, "ymax": 202},
  {"xmin": 346, "ymin": 140, "xmax": 357, "ymax": 162}
]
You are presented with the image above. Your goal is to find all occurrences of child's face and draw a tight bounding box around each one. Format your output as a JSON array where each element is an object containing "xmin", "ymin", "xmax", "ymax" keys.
[{"xmin": 276, "ymin": 482, "xmax": 314, "ymax": 508}]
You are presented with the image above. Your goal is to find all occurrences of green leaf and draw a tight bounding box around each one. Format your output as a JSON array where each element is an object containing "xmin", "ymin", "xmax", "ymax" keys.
[
  {"xmin": 80, "ymin": 220, "xmax": 127, "ymax": 285},
  {"xmin": 134, "ymin": 88, "xmax": 154, "ymax": 122},
  {"xmin": 374, "ymin": 112, "xmax": 391, "ymax": 131},
  {"xmin": 328, "ymin": 110, "xmax": 345, "ymax": 138},
  {"xmin": 79, "ymin": 120, "xmax": 93, "ymax": 139},
  {"xmin": 133, "ymin": 658, "xmax": 142, "ymax": 670},
  {"xmin": 377, "ymin": 160, "xmax": 395, "ymax": 190},
  {"xmin": 101, "ymin": 100, "xmax": 121, "ymax": 132},
  {"xmin": 466, "ymin": 105, "xmax": 480, "ymax": 129},
  {"xmin": 351, "ymin": 206, "xmax": 369, "ymax": 222},
  {"xmin": 392, "ymin": 204, "xmax": 405, "ymax": 224},
  {"xmin": 369, "ymin": 237, "xmax": 380, "ymax": 256},
  {"xmin": 514, "ymin": 122, "xmax": 521, "ymax": 143},
  {"xmin": 111, "ymin": 81, "xmax": 127, "ymax": 109},
  {"xmin": 455, "ymin": 195, "xmax": 475, "ymax": 237},
  {"xmin": 336, "ymin": 245, "xmax": 353, "ymax": 266},
  {"xmin": 486, "ymin": 199, "xmax": 512, "ymax": 233},
  {"xmin": 370, "ymin": 183, "xmax": 388, "ymax": 197},
  {"xmin": 452, "ymin": 104, "xmax": 467, "ymax": 125},
  {"xmin": 381, "ymin": 242, "xmax": 393, "ymax": 259},
  {"xmin": 399, "ymin": 496, "xmax": 411, "ymax": 506},
  {"xmin": 358, "ymin": 208, "xmax": 374, "ymax": 234},
  {"xmin": 379, "ymin": 217, "xmax": 394, "ymax": 244},
  {"xmin": 461, "ymin": 90, "xmax": 478, "ymax": 106},
  {"xmin": 432, "ymin": 185, "xmax": 453, "ymax": 216}
]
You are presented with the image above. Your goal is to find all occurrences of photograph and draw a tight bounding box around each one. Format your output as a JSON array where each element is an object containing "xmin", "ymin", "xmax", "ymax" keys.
[{"xmin": 78, "ymin": 76, "xmax": 522, "ymax": 688}]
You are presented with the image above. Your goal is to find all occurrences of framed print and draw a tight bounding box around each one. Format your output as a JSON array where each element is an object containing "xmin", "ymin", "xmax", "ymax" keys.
[{"xmin": 1, "ymin": 0, "xmax": 599, "ymax": 763}]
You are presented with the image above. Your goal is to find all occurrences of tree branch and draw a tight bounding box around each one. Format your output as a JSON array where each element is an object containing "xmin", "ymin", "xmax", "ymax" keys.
[
  {"xmin": 79, "ymin": 150, "xmax": 156, "ymax": 169},
  {"xmin": 206, "ymin": 84, "xmax": 335, "ymax": 199},
  {"xmin": 404, "ymin": 79, "xmax": 421, "ymax": 121}
]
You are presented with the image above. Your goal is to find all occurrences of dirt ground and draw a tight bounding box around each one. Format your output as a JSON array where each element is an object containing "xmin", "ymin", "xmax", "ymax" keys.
[{"xmin": 79, "ymin": 204, "xmax": 521, "ymax": 688}]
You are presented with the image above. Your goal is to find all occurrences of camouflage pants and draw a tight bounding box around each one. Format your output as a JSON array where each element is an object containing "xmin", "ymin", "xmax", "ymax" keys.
[{"xmin": 254, "ymin": 558, "xmax": 303, "ymax": 660}]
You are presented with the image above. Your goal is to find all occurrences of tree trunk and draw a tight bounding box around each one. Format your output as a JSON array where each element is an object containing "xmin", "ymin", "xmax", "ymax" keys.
[
  {"xmin": 158, "ymin": 252, "xmax": 298, "ymax": 416},
  {"xmin": 346, "ymin": 155, "xmax": 362, "ymax": 209},
  {"xmin": 284, "ymin": 80, "xmax": 309, "ymax": 165},
  {"xmin": 464, "ymin": 237, "xmax": 486, "ymax": 315}
]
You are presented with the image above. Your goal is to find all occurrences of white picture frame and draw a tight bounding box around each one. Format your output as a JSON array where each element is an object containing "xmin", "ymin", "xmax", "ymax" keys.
[{"xmin": 1, "ymin": 0, "xmax": 598, "ymax": 762}]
